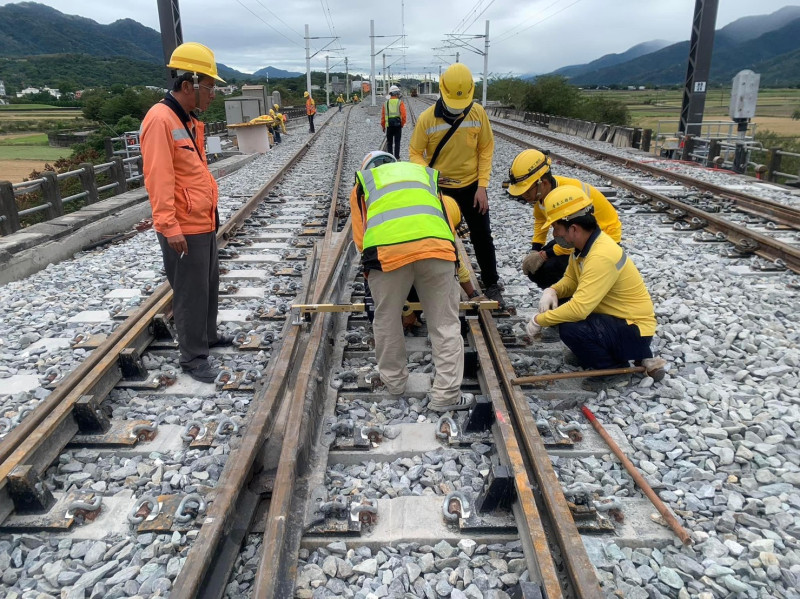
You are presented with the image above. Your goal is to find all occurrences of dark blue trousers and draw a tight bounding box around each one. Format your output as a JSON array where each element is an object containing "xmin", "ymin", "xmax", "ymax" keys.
[{"xmin": 559, "ymin": 313, "xmax": 652, "ymax": 370}]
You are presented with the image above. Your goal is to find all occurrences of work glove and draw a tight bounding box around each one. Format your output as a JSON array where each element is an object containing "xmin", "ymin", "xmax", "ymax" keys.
[
  {"xmin": 521, "ymin": 251, "xmax": 545, "ymax": 279},
  {"xmin": 525, "ymin": 315, "xmax": 542, "ymax": 338},
  {"xmin": 538, "ymin": 288, "xmax": 558, "ymax": 313}
]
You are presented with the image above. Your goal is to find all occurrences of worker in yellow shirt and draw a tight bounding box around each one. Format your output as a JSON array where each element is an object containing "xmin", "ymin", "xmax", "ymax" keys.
[
  {"xmin": 526, "ymin": 185, "xmax": 665, "ymax": 390},
  {"xmin": 409, "ymin": 63, "xmax": 501, "ymax": 304},
  {"xmin": 504, "ymin": 149, "xmax": 622, "ymax": 289},
  {"xmin": 336, "ymin": 94, "xmax": 345, "ymax": 112},
  {"xmin": 273, "ymin": 103, "xmax": 287, "ymax": 134}
]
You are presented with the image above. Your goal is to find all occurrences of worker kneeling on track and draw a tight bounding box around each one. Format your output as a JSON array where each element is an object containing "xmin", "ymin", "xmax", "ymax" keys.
[
  {"xmin": 525, "ymin": 185, "xmax": 665, "ymax": 391},
  {"xmin": 351, "ymin": 151, "xmax": 473, "ymax": 412},
  {"xmin": 504, "ymin": 149, "xmax": 622, "ymax": 289}
]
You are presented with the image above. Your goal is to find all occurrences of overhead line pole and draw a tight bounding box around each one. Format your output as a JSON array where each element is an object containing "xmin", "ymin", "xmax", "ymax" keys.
[
  {"xmin": 305, "ymin": 23, "xmax": 312, "ymax": 95},
  {"xmin": 370, "ymin": 20, "xmax": 376, "ymax": 106},
  {"xmin": 483, "ymin": 20, "xmax": 489, "ymax": 106},
  {"xmin": 325, "ymin": 55, "xmax": 330, "ymax": 106}
]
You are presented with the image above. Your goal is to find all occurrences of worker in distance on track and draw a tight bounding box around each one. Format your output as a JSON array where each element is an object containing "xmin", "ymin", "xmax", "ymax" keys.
[
  {"xmin": 525, "ymin": 185, "xmax": 666, "ymax": 390},
  {"xmin": 504, "ymin": 149, "xmax": 622, "ymax": 290},
  {"xmin": 305, "ymin": 91, "xmax": 316, "ymax": 133},
  {"xmin": 139, "ymin": 42, "xmax": 233, "ymax": 383},
  {"xmin": 350, "ymin": 150, "xmax": 474, "ymax": 412},
  {"xmin": 381, "ymin": 85, "xmax": 407, "ymax": 160}
]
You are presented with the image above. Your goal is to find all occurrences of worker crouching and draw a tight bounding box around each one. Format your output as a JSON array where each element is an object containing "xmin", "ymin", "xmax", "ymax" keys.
[
  {"xmin": 350, "ymin": 151, "xmax": 473, "ymax": 412},
  {"xmin": 526, "ymin": 185, "xmax": 666, "ymax": 390}
]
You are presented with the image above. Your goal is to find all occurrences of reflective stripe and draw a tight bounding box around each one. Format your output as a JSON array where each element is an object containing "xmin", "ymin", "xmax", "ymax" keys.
[
  {"xmin": 425, "ymin": 123, "xmax": 452, "ymax": 135},
  {"xmin": 360, "ymin": 167, "xmax": 438, "ymax": 209},
  {"xmin": 616, "ymin": 250, "xmax": 627, "ymax": 271},
  {"xmin": 424, "ymin": 120, "xmax": 482, "ymax": 136},
  {"xmin": 366, "ymin": 204, "xmax": 447, "ymax": 229},
  {"xmin": 581, "ymin": 182, "xmax": 591, "ymax": 197},
  {"xmin": 172, "ymin": 129, "xmax": 191, "ymax": 141}
]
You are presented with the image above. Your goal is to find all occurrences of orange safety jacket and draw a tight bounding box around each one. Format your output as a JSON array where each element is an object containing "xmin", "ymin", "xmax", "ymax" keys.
[
  {"xmin": 306, "ymin": 97, "xmax": 316, "ymax": 116},
  {"xmin": 349, "ymin": 181, "xmax": 456, "ymax": 273},
  {"xmin": 381, "ymin": 99, "xmax": 407, "ymax": 129},
  {"xmin": 140, "ymin": 96, "xmax": 219, "ymax": 238}
]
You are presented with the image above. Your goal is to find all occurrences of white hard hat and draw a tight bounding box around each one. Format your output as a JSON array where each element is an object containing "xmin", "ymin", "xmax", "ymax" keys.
[
  {"xmin": 389, "ymin": 85, "xmax": 401, "ymax": 94},
  {"xmin": 361, "ymin": 150, "xmax": 396, "ymax": 170}
]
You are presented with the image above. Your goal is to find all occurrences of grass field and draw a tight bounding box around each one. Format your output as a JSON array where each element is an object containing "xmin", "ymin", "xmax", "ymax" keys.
[
  {"xmin": 0, "ymin": 103, "xmax": 62, "ymax": 110},
  {"xmin": 0, "ymin": 132, "xmax": 71, "ymax": 182},
  {"xmin": 584, "ymin": 88, "xmax": 800, "ymax": 140}
]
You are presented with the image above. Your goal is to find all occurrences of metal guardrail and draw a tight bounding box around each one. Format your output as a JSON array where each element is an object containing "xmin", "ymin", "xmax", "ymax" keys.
[{"xmin": 0, "ymin": 155, "xmax": 143, "ymax": 235}]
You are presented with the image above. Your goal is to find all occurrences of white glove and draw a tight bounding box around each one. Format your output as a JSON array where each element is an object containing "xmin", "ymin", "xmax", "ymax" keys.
[
  {"xmin": 522, "ymin": 251, "xmax": 545, "ymax": 277},
  {"xmin": 526, "ymin": 315, "xmax": 542, "ymax": 338},
  {"xmin": 538, "ymin": 288, "xmax": 558, "ymax": 313}
]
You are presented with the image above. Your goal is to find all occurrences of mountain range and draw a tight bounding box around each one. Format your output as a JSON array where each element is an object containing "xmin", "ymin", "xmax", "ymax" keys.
[
  {"xmin": 0, "ymin": 2, "xmax": 301, "ymax": 88},
  {"xmin": 2, "ymin": 2, "xmax": 800, "ymax": 89},
  {"xmin": 550, "ymin": 6, "xmax": 800, "ymax": 86}
]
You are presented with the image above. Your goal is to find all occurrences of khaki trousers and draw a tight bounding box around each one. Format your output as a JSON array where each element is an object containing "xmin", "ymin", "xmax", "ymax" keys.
[{"xmin": 369, "ymin": 258, "xmax": 464, "ymax": 404}]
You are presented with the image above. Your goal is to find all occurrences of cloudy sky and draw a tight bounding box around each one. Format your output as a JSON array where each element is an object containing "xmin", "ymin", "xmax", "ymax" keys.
[{"xmin": 3, "ymin": 0, "xmax": 798, "ymax": 77}]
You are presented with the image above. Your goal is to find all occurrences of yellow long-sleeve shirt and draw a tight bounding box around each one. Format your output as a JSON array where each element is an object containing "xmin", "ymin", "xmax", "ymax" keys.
[
  {"xmin": 409, "ymin": 103, "xmax": 493, "ymax": 188},
  {"xmin": 536, "ymin": 230, "xmax": 656, "ymax": 336},
  {"xmin": 533, "ymin": 175, "xmax": 622, "ymax": 256}
]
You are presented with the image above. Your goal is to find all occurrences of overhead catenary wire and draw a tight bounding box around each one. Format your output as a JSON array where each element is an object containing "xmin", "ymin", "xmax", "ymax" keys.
[
  {"xmin": 234, "ymin": 0, "xmax": 305, "ymax": 49},
  {"xmin": 494, "ymin": 0, "xmax": 584, "ymax": 44},
  {"xmin": 253, "ymin": 0, "xmax": 305, "ymax": 39}
]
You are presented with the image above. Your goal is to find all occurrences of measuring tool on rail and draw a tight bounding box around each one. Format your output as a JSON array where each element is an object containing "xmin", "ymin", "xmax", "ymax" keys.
[{"xmin": 290, "ymin": 299, "xmax": 499, "ymax": 325}]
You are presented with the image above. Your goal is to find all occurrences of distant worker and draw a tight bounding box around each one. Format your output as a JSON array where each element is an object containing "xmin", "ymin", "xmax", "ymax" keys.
[
  {"xmin": 350, "ymin": 151, "xmax": 473, "ymax": 412},
  {"xmin": 409, "ymin": 63, "xmax": 502, "ymax": 304},
  {"xmin": 273, "ymin": 103, "xmax": 287, "ymax": 134},
  {"xmin": 304, "ymin": 91, "xmax": 316, "ymax": 133},
  {"xmin": 140, "ymin": 42, "xmax": 232, "ymax": 383},
  {"xmin": 337, "ymin": 94, "xmax": 345, "ymax": 112},
  {"xmin": 267, "ymin": 109, "xmax": 281, "ymax": 143},
  {"xmin": 353, "ymin": 93, "xmax": 360, "ymax": 104},
  {"xmin": 381, "ymin": 85, "xmax": 407, "ymax": 159},
  {"xmin": 504, "ymin": 149, "xmax": 622, "ymax": 289},
  {"xmin": 526, "ymin": 186, "xmax": 665, "ymax": 390}
]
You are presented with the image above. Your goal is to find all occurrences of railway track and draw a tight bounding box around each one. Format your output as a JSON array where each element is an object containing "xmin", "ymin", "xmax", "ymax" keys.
[
  {"xmin": 3, "ymin": 95, "xmax": 792, "ymax": 599},
  {"xmin": 488, "ymin": 119, "xmax": 800, "ymax": 275},
  {"xmin": 0, "ymin": 97, "xmax": 663, "ymax": 599}
]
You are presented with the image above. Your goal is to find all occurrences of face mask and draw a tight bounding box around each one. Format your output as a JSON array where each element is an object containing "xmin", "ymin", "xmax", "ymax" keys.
[
  {"xmin": 443, "ymin": 103, "xmax": 464, "ymax": 116},
  {"xmin": 554, "ymin": 235, "xmax": 574, "ymax": 249}
]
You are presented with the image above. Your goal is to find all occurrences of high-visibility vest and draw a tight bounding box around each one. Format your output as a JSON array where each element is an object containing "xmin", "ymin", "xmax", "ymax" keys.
[
  {"xmin": 357, "ymin": 162, "xmax": 455, "ymax": 250},
  {"xmin": 385, "ymin": 98, "xmax": 401, "ymax": 123}
]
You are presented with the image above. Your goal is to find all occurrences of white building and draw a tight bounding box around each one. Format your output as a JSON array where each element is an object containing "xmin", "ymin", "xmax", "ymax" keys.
[
  {"xmin": 0, "ymin": 80, "xmax": 6, "ymax": 97},
  {"xmin": 16, "ymin": 86, "xmax": 61, "ymax": 99}
]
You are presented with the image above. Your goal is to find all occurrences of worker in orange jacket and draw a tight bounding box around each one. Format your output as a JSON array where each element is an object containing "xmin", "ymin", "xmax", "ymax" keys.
[
  {"xmin": 139, "ymin": 42, "xmax": 231, "ymax": 383},
  {"xmin": 381, "ymin": 86, "xmax": 407, "ymax": 159},
  {"xmin": 304, "ymin": 91, "xmax": 316, "ymax": 133}
]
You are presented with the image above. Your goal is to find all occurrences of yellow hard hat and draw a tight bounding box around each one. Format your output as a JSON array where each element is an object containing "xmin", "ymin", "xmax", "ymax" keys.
[
  {"xmin": 503, "ymin": 149, "xmax": 552, "ymax": 196},
  {"xmin": 273, "ymin": 103, "xmax": 279, "ymax": 110},
  {"xmin": 304, "ymin": 91, "xmax": 310, "ymax": 98},
  {"xmin": 541, "ymin": 185, "xmax": 594, "ymax": 230},
  {"xmin": 443, "ymin": 195, "xmax": 461, "ymax": 226},
  {"xmin": 269, "ymin": 109, "xmax": 275, "ymax": 116},
  {"xmin": 440, "ymin": 63, "xmax": 474, "ymax": 111},
  {"xmin": 167, "ymin": 42, "xmax": 226, "ymax": 83}
]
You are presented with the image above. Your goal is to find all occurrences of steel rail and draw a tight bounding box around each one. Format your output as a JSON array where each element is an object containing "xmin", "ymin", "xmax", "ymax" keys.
[
  {"xmin": 0, "ymin": 112, "xmax": 341, "ymax": 525},
  {"xmin": 252, "ymin": 110, "xmax": 355, "ymax": 599},
  {"xmin": 171, "ymin": 108, "xmax": 354, "ymax": 599},
  {"xmin": 494, "ymin": 128, "xmax": 800, "ymax": 274},
  {"xmin": 407, "ymin": 98, "xmax": 601, "ymax": 598},
  {"xmin": 490, "ymin": 119, "xmax": 800, "ymax": 229}
]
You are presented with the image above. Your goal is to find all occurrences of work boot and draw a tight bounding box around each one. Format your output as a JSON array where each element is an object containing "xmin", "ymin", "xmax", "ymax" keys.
[
  {"xmin": 181, "ymin": 361, "xmax": 220, "ymax": 384},
  {"xmin": 209, "ymin": 333, "xmax": 236, "ymax": 348},
  {"xmin": 637, "ymin": 357, "xmax": 667, "ymax": 382},
  {"xmin": 484, "ymin": 284, "xmax": 505, "ymax": 307},
  {"xmin": 428, "ymin": 393, "xmax": 476, "ymax": 413},
  {"xmin": 581, "ymin": 373, "xmax": 631, "ymax": 392}
]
